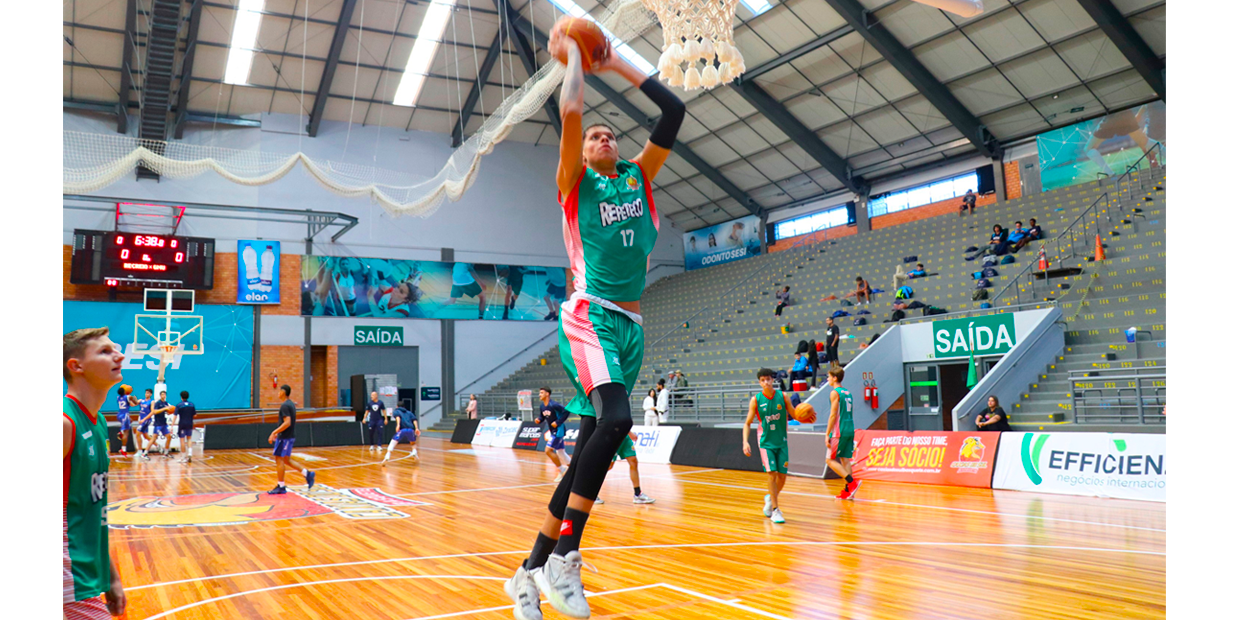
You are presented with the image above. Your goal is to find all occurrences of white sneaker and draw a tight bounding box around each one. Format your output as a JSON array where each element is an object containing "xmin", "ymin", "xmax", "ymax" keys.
[
  {"xmin": 633, "ymin": 493, "xmax": 656, "ymax": 504},
  {"xmin": 382, "ymin": 453, "xmax": 390, "ymax": 466},
  {"xmin": 536, "ymin": 552, "xmax": 591, "ymax": 619},
  {"xmin": 771, "ymin": 509, "xmax": 785, "ymax": 524},
  {"xmin": 370, "ymin": 445, "xmax": 376, "ymax": 452},
  {"xmin": 763, "ymin": 494, "xmax": 773, "ymax": 517},
  {"xmin": 503, "ymin": 566, "xmax": 544, "ymax": 620},
  {"xmin": 555, "ymin": 465, "xmax": 568, "ymax": 482},
  {"xmin": 594, "ymin": 497, "xmax": 604, "ymax": 505},
  {"xmin": 411, "ymin": 450, "xmax": 419, "ymax": 460}
]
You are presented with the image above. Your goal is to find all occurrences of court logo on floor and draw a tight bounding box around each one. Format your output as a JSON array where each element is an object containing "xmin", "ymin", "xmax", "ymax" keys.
[{"xmin": 106, "ymin": 486, "xmax": 428, "ymax": 529}]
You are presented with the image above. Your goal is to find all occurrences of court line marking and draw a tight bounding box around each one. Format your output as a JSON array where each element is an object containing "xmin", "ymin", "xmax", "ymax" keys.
[
  {"xmin": 400, "ymin": 584, "xmax": 662, "ymax": 620},
  {"xmin": 658, "ymin": 583, "xmax": 792, "ymax": 620},
  {"xmin": 673, "ymin": 478, "xmax": 1167, "ymax": 533},
  {"xmin": 109, "ymin": 465, "xmax": 262, "ymax": 480},
  {"xmin": 138, "ymin": 574, "xmax": 506, "ymax": 620},
  {"xmin": 390, "ymin": 468, "xmax": 724, "ymax": 497},
  {"xmin": 128, "ymin": 540, "xmax": 1164, "ymax": 592}
]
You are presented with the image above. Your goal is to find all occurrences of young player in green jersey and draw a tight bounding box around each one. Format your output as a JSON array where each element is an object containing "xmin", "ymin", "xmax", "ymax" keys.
[
  {"xmin": 63, "ymin": 327, "xmax": 127, "ymax": 619},
  {"xmin": 743, "ymin": 368, "xmax": 797, "ymax": 524},
  {"xmin": 504, "ymin": 17, "xmax": 686, "ymax": 620},
  {"xmin": 825, "ymin": 365, "xmax": 861, "ymax": 499}
]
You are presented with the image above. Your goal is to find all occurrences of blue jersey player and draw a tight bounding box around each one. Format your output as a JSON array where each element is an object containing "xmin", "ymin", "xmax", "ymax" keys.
[
  {"xmin": 115, "ymin": 385, "xmax": 139, "ymax": 455},
  {"xmin": 135, "ymin": 389, "xmax": 155, "ymax": 460},
  {"xmin": 382, "ymin": 406, "xmax": 420, "ymax": 465},
  {"xmin": 536, "ymin": 387, "xmax": 570, "ymax": 480}
]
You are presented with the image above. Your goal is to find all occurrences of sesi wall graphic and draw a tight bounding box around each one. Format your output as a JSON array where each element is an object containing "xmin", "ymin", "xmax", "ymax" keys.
[
  {"xmin": 1037, "ymin": 101, "xmax": 1165, "ymax": 192},
  {"xmin": 237, "ymin": 240, "xmax": 281, "ymax": 304},
  {"xmin": 993, "ymin": 432, "xmax": 1165, "ymax": 502},
  {"xmin": 682, "ymin": 215, "xmax": 761, "ymax": 270}
]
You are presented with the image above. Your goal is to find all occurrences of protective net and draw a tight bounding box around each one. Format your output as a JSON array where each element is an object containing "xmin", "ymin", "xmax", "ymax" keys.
[
  {"xmin": 62, "ymin": 0, "xmax": 664, "ymax": 217},
  {"xmin": 644, "ymin": 0, "xmax": 744, "ymax": 90}
]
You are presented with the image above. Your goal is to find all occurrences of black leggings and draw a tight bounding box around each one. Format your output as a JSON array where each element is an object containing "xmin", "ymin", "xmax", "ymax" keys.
[{"xmin": 546, "ymin": 383, "xmax": 634, "ymax": 517}]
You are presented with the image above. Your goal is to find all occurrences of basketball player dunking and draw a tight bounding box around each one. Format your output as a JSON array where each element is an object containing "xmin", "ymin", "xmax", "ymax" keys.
[{"xmin": 503, "ymin": 19, "xmax": 685, "ymax": 620}]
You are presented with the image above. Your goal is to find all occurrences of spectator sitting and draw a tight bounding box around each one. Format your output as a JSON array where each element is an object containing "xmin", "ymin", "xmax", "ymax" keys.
[
  {"xmin": 774, "ymin": 286, "xmax": 792, "ymax": 317},
  {"xmin": 789, "ymin": 352, "xmax": 812, "ymax": 390},
  {"xmin": 1006, "ymin": 221, "xmax": 1028, "ymax": 253},
  {"xmin": 892, "ymin": 264, "xmax": 908, "ymax": 290},
  {"xmin": 1013, "ymin": 217, "xmax": 1044, "ymax": 252},
  {"xmin": 907, "ymin": 263, "xmax": 927, "ymax": 278},
  {"xmin": 849, "ymin": 276, "xmax": 872, "ymax": 305},
  {"xmin": 975, "ymin": 395, "xmax": 1011, "ymax": 432},
  {"xmin": 960, "ymin": 189, "xmax": 977, "ymax": 216},
  {"xmin": 966, "ymin": 225, "xmax": 1006, "ymax": 260}
]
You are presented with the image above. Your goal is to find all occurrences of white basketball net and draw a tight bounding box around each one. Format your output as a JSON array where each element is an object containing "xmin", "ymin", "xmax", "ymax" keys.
[
  {"xmin": 644, "ymin": 0, "xmax": 744, "ymax": 90},
  {"xmin": 61, "ymin": 0, "xmax": 737, "ymax": 216}
]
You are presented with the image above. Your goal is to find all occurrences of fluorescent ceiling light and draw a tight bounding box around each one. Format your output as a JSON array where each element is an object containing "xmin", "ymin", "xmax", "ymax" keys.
[
  {"xmin": 394, "ymin": 0, "xmax": 456, "ymax": 106},
  {"xmin": 546, "ymin": 0, "xmax": 656, "ymax": 75},
  {"xmin": 740, "ymin": 0, "xmax": 772, "ymax": 16},
  {"xmin": 224, "ymin": 0, "xmax": 266, "ymax": 85}
]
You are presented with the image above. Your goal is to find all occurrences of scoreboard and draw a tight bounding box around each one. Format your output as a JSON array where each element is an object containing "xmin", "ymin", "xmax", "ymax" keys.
[{"xmin": 70, "ymin": 229, "xmax": 215, "ymax": 289}]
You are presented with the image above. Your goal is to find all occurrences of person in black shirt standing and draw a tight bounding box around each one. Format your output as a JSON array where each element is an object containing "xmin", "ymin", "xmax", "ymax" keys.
[
  {"xmin": 267, "ymin": 385, "xmax": 315, "ymax": 494},
  {"xmin": 174, "ymin": 391, "xmax": 197, "ymax": 463},
  {"xmin": 975, "ymin": 395, "xmax": 1011, "ymax": 432},
  {"xmin": 364, "ymin": 391, "xmax": 389, "ymax": 452},
  {"xmin": 151, "ymin": 390, "xmax": 176, "ymax": 458},
  {"xmin": 824, "ymin": 316, "xmax": 840, "ymax": 367}
]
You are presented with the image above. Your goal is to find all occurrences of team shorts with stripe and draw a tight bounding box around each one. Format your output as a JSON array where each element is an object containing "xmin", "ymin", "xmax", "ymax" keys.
[
  {"xmin": 152, "ymin": 423, "xmax": 170, "ymax": 437},
  {"xmin": 116, "ymin": 413, "xmax": 131, "ymax": 432},
  {"xmin": 273, "ymin": 437, "xmax": 296, "ymax": 457},
  {"xmin": 64, "ymin": 597, "xmax": 111, "ymax": 620},
  {"xmin": 829, "ymin": 434, "xmax": 854, "ymax": 460},
  {"xmin": 613, "ymin": 435, "xmax": 636, "ymax": 461},
  {"xmin": 546, "ymin": 432, "xmax": 566, "ymax": 451},
  {"xmin": 760, "ymin": 445, "xmax": 789, "ymax": 475},
  {"xmin": 557, "ymin": 296, "xmax": 644, "ymax": 419}
]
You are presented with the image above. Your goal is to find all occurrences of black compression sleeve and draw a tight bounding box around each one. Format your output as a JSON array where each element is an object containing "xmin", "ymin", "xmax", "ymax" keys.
[{"xmin": 639, "ymin": 77, "xmax": 685, "ymax": 150}]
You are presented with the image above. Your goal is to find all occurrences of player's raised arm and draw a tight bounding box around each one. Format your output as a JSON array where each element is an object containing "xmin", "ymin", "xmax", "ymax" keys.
[
  {"xmin": 551, "ymin": 22, "xmax": 585, "ymax": 198},
  {"xmin": 599, "ymin": 48, "xmax": 685, "ymax": 182},
  {"xmin": 742, "ymin": 397, "xmax": 758, "ymax": 457}
]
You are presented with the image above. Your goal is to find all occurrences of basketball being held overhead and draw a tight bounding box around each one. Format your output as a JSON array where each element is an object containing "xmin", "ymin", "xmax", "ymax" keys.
[
  {"xmin": 793, "ymin": 403, "xmax": 817, "ymax": 424},
  {"xmin": 120, "ymin": 384, "xmax": 133, "ymax": 395},
  {"xmin": 552, "ymin": 17, "xmax": 610, "ymax": 71}
]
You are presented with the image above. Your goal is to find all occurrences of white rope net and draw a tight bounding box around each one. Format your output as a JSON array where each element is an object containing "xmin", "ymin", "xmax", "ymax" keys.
[
  {"xmin": 61, "ymin": 0, "xmax": 680, "ymax": 217},
  {"xmin": 644, "ymin": 0, "xmax": 744, "ymax": 90}
]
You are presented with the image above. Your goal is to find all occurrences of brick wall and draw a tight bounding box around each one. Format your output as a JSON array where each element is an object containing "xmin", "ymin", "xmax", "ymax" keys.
[
  {"xmin": 1004, "ymin": 161, "xmax": 1023, "ymax": 200},
  {"xmin": 769, "ymin": 223, "xmax": 857, "ymax": 253},
  {"xmin": 870, "ymin": 193, "xmax": 998, "ymax": 230},
  {"xmin": 309, "ymin": 345, "xmax": 340, "ymax": 408},
  {"xmin": 259, "ymin": 345, "xmax": 305, "ymax": 408}
]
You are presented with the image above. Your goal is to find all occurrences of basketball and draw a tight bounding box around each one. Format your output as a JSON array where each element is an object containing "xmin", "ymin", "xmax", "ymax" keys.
[
  {"xmin": 121, "ymin": 384, "xmax": 132, "ymax": 395},
  {"xmin": 553, "ymin": 18, "xmax": 610, "ymax": 71},
  {"xmin": 793, "ymin": 403, "xmax": 816, "ymax": 423}
]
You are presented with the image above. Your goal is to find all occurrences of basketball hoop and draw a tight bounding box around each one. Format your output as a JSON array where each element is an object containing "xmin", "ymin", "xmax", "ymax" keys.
[{"xmin": 643, "ymin": 0, "xmax": 745, "ymax": 90}]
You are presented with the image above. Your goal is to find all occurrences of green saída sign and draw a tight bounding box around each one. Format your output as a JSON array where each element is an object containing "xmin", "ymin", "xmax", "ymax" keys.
[
  {"xmin": 932, "ymin": 313, "xmax": 1015, "ymax": 359},
  {"xmin": 354, "ymin": 326, "xmax": 404, "ymax": 346}
]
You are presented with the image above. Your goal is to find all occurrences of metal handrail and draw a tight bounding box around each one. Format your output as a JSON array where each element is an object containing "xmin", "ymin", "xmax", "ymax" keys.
[
  {"xmin": 1113, "ymin": 142, "xmax": 1163, "ymax": 211},
  {"xmin": 451, "ymin": 328, "xmax": 559, "ymax": 400},
  {"xmin": 897, "ymin": 301, "xmax": 1054, "ymax": 325},
  {"xmin": 1068, "ymin": 365, "xmax": 1166, "ymax": 424},
  {"xmin": 992, "ymin": 192, "xmax": 1109, "ymax": 305}
]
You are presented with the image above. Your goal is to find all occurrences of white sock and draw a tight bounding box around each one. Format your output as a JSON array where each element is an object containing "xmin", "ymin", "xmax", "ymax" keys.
[
  {"xmin": 387, "ymin": 440, "xmax": 398, "ymax": 456},
  {"xmin": 278, "ymin": 481, "xmax": 286, "ymax": 487},
  {"xmin": 301, "ymin": 468, "xmax": 308, "ymax": 476}
]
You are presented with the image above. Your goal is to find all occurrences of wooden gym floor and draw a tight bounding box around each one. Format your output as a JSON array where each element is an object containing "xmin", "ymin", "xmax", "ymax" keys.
[{"xmin": 107, "ymin": 437, "xmax": 1165, "ymax": 619}]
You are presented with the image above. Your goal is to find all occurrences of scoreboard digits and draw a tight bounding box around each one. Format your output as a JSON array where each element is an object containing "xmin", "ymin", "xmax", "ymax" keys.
[{"xmin": 70, "ymin": 229, "xmax": 215, "ymax": 289}]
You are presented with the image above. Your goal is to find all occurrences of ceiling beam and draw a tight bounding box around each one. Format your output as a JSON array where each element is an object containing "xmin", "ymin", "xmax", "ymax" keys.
[
  {"xmin": 819, "ymin": 0, "xmax": 1002, "ymax": 159},
  {"xmin": 741, "ymin": 24, "xmax": 854, "ymax": 82},
  {"xmin": 171, "ymin": 0, "xmax": 204, "ymax": 139},
  {"xmin": 731, "ymin": 80, "xmax": 867, "ymax": 195},
  {"xmin": 452, "ymin": 31, "xmax": 504, "ymax": 147},
  {"xmin": 306, "ymin": 0, "xmax": 358, "ymax": 137},
  {"xmin": 512, "ymin": 13, "xmax": 761, "ymax": 219},
  {"xmin": 502, "ymin": 7, "xmax": 562, "ymax": 132},
  {"xmin": 117, "ymin": 0, "xmax": 137, "ymax": 133},
  {"xmin": 1073, "ymin": 0, "xmax": 1164, "ymax": 100}
]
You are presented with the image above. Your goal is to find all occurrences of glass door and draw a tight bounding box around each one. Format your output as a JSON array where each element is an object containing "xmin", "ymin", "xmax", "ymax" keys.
[{"xmin": 906, "ymin": 364, "xmax": 943, "ymax": 431}]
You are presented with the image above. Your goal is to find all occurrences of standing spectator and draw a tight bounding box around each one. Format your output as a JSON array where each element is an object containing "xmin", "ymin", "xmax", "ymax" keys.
[
  {"xmin": 975, "ymin": 395, "xmax": 1011, "ymax": 432},
  {"xmin": 774, "ymin": 286, "xmax": 792, "ymax": 317},
  {"xmin": 466, "ymin": 394, "xmax": 478, "ymax": 420},
  {"xmin": 674, "ymin": 370, "xmax": 689, "ymax": 408},
  {"xmin": 824, "ymin": 316, "xmax": 841, "ymax": 366},
  {"xmin": 807, "ymin": 340, "xmax": 820, "ymax": 383},
  {"xmin": 642, "ymin": 388, "xmax": 659, "ymax": 427},
  {"xmin": 789, "ymin": 352, "xmax": 812, "ymax": 390},
  {"xmin": 656, "ymin": 379, "xmax": 670, "ymax": 424},
  {"xmin": 960, "ymin": 190, "xmax": 977, "ymax": 216},
  {"xmin": 365, "ymin": 391, "xmax": 389, "ymax": 452}
]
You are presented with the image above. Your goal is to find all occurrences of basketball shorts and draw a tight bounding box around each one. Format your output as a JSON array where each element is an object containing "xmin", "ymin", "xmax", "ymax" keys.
[
  {"xmin": 393, "ymin": 428, "xmax": 418, "ymax": 443},
  {"xmin": 139, "ymin": 420, "xmax": 151, "ymax": 434},
  {"xmin": 829, "ymin": 434, "xmax": 854, "ymax": 460},
  {"xmin": 63, "ymin": 596, "xmax": 111, "ymax": 620},
  {"xmin": 450, "ymin": 281, "xmax": 483, "ymax": 299},
  {"xmin": 760, "ymin": 445, "xmax": 789, "ymax": 475},
  {"xmin": 178, "ymin": 425, "xmax": 194, "ymax": 439},
  {"xmin": 153, "ymin": 423, "xmax": 170, "ymax": 437},
  {"xmin": 273, "ymin": 437, "xmax": 296, "ymax": 457},
  {"xmin": 557, "ymin": 297, "xmax": 644, "ymax": 419},
  {"xmin": 614, "ymin": 435, "xmax": 636, "ymax": 462},
  {"xmin": 547, "ymin": 432, "xmax": 566, "ymax": 451},
  {"xmin": 547, "ymin": 283, "xmax": 567, "ymax": 301},
  {"xmin": 506, "ymin": 269, "xmax": 525, "ymax": 291},
  {"xmin": 116, "ymin": 413, "xmax": 131, "ymax": 432}
]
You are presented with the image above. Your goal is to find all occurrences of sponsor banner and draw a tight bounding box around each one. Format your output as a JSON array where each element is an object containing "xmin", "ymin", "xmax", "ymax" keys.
[
  {"xmin": 562, "ymin": 419, "xmax": 584, "ymax": 456},
  {"xmin": 512, "ymin": 422, "xmax": 546, "ymax": 451},
  {"xmin": 682, "ymin": 214, "xmax": 762, "ymax": 270},
  {"xmin": 1037, "ymin": 101, "xmax": 1165, "ymax": 192},
  {"xmin": 630, "ymin": 426, "xmax": 683, "ymax": 464},
  {"xmin": 301, "ymin": 255, "xmax": 570, "ymax": 321},
  {"xmin": 237, "ymin": 240, "xmax": 281, "ymax": 304},
  {"xmin": 852, "ymin": 430, "xmax": 1001, "ymax": 488},
  {"xmin": 471, "ymin": 420, "xmax": 523, "ymax": 448},
  {"xmin": 993, "ymin": 432, "xmax": 1165, "ymax": 502}
]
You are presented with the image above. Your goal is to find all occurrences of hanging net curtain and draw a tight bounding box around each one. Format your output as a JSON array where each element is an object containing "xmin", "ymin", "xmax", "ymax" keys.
[{"xmin": 61, "ymin": 0, "xmax": 677, "ymax": 217}]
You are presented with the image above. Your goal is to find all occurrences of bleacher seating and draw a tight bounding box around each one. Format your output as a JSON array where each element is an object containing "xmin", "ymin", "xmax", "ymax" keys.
[{"xmin": 437, "ymin": 167, "xmax": 1165, "ymax": 433}]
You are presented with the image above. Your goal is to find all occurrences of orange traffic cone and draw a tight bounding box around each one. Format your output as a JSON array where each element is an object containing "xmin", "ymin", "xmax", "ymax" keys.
[
  {"xmin": 1094, "ymin": 234, "xmax": 1106, "ymax": 261},
  {"xmin": 1037, "ymin": 247, "xmax": 1049, "ymax": 271}
]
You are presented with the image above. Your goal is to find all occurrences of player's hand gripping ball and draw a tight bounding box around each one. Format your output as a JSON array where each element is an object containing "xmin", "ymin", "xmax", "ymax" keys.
[
  {"xmin": 793, "ymin": 403, "xmax": 817, "ymax": 424},
  {"xmin": 550, "ymin": 17, "xmax": 610, "ymax": 71}
]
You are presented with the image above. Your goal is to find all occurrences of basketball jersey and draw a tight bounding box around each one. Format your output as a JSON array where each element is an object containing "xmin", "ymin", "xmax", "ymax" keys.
[
  {"xmin": 116, "ymin": 396, "xmax": 130, "ymax": 416},
  {"xmin": 561, "ymin": 160, "xmax": 659, "ymax": 303},
  {"xmin": 63, "ymin": 395, "xmax": 110, "ymax": 602},
  {"xmin": 139, "ymin": 398, "xmax": 152, "ymax": 421},
  {"xmin": 754, "ymin": 390, "xmax": 788, "ymax": 449},
  {"xmin": 833, "ymin": 387, "xmax": 855, "ymax": 437}
]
